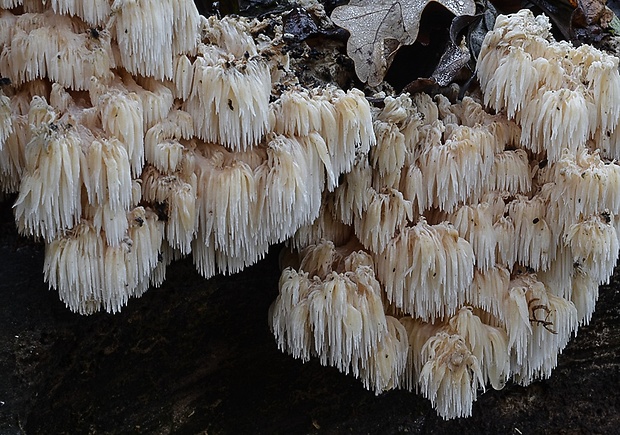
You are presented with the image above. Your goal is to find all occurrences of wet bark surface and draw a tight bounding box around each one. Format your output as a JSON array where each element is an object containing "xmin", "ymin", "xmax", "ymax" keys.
[{"xmin": 0, "ymin": 198, "xmax": 619, "ymax": 435}]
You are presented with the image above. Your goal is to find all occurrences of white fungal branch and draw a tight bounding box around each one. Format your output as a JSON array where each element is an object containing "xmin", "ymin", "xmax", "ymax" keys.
[
  {"xmin": 270, "ymin": 245, "xmax": 408, "ymax": 392},
  {"xmin": 0, "ymin": 0, "xmax": 377, "ymax": 311},
  {"xmin": 477, "ymin": 9, "xmax": 620, "ymax": 162},
  {"xmin": 274, "ymin": 8, "xmax": 620, "ymax": 420}
]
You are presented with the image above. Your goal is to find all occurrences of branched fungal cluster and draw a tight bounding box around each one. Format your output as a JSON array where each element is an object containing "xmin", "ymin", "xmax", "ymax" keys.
[
  {"xmin": 0, "ymin": 2, "xmax": 619, "ymax": 420},
  {"xmin": 0, "ymin": 0, "xmax": 373, "ymax": 313}
]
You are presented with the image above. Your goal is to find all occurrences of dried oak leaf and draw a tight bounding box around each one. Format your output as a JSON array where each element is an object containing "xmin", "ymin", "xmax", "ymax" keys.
[{"xmin": 331, "ymin": 0, "xmax": 476, "ymax": 86}]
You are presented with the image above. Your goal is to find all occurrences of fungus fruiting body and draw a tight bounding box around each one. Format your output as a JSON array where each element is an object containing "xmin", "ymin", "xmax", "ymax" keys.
[
  {"xmin": 0, "ymin": 0, "xmax": 375, "ymax": 313},
  {"xmin": 271, "ymin": 9, "xmax": 620, "ymax": 419},
  {"xmin": 1, "ymin": 2, "xmax": 619, "ymax": 420}
]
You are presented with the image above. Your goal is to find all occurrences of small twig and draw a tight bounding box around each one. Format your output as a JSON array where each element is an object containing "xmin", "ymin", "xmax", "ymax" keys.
[{"xmin": 528, "ymin": 299, "xmax": 558, "ymax": 334}]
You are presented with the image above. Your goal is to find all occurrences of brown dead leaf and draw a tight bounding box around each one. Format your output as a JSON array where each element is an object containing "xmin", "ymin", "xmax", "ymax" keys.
[
  {"xmin": 331, "ymin": 0, "xmax": 476, "ymax": 86},
  {"xmin": 573, "ymin": 0, "xmax": 614, "ymax": 27}
]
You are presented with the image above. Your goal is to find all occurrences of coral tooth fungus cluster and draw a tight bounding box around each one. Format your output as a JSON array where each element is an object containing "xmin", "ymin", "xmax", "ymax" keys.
[{"xmin": 1, "ymin": 2, "xmax": 619, "ymax": 419}]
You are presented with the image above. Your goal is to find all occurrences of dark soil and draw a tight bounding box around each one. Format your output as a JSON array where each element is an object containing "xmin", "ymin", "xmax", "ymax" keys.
[{"xmin": 0, "ymin": 197, "xmax": 619, "ymax": 435}]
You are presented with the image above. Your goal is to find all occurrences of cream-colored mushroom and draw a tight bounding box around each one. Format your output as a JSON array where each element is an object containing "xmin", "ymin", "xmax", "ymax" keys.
[
  {"xmin": 43, "ymin": 207, "xmax": 163, "ymax": 314},
  {"xmin": 3, "ymin": 3, "xmax": 620, "ymax": 421},
  {"xmin": 13, "ymin": 96, "xmax": 82, "ymax": 241},
  {"xmin": 419, "ymin": 332, "xmax": 485, "ymax": 419},
  {"xmin": 477, "ymin": 9, "xmax": 620, "ymax": 163},
  {"xmin": 0, "ymin": 89, "xmax": 12, "ymax": 146},
  {"xmin": 111, "ymin": 0, "xmax": 199, "ymax": 81},
  {"xmin": 0, "ymin": 10, "xmax": 113, "ymax": 90},
  {"xmin": 270, "ymin": 247, "xmax": 408, "ymax": 393},
  {"xmin": 376, "ymin": 219, "xmax": 475, "ymax": 321}
]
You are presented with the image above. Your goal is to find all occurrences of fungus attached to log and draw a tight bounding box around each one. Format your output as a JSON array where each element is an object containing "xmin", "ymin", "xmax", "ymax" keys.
[{"xmin": 2, "ymin": 2, "xmax": 620, "ymax": 421}]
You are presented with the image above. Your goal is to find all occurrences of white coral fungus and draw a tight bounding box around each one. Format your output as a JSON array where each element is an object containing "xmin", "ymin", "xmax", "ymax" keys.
[{"xmin": 1, "ymin": 3, "xmax": 619, "ymax": 421}]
